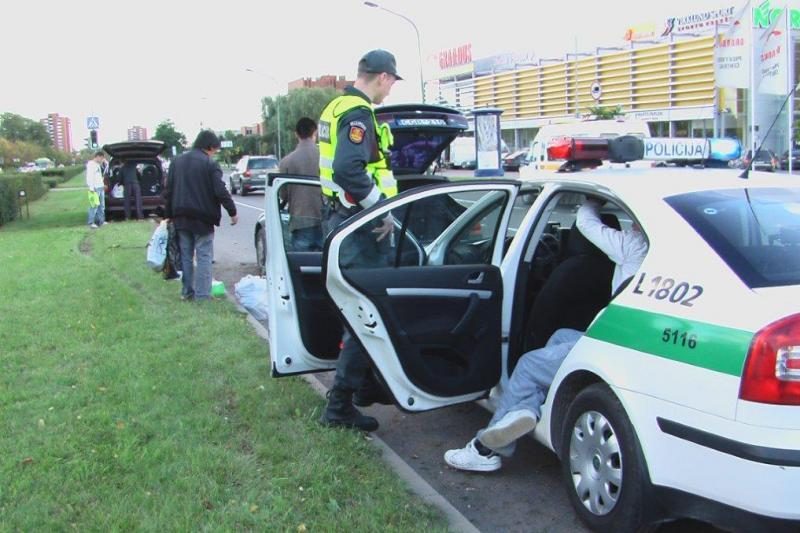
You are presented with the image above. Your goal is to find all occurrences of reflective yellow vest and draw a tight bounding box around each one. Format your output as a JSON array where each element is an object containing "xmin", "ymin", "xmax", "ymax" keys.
[{"xmin": 318, "ymin": 94, "xmax": 397, "ymax": 208}]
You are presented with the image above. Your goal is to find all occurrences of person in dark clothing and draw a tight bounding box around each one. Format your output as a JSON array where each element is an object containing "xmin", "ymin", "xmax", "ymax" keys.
[
  {"xmin": 164, "ymin": 131, "xmax": 238, "ymax": 300},
  {"xmin": 121, "ymin": 161, "xmax": 144, "ymax": 220}
]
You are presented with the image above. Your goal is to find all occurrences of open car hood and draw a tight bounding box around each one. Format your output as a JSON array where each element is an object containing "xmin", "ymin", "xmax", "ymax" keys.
[
  {"xmin": 375, "ymin": 104, "xmax": 468, "ymax": 175},
  {"xmin": 102, "ymin": 141, "xmax": 167, "ymax": 160}
]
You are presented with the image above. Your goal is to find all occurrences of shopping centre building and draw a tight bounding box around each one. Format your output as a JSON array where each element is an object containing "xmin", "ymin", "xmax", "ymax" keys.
[{"xmin": 428, "ymin": 2, "xmax": 800, "ymax": 155}]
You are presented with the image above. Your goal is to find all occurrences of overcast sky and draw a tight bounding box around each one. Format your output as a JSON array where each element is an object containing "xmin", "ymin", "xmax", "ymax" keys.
[{"xmin": 1, "ymin": 0, "xmax": 742, "ymax": 146}]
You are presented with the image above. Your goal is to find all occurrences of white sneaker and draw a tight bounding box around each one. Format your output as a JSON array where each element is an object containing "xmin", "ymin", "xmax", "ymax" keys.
[
  {"xmin": 444, "ymin": 439, "xmax": 502, "ymax": 472},
  {"xmin": 479, "ymin": 409, "xmax": 538, "ymax": 450},
  {"xmin": 89, "ymin": 223, "xmax": 98, "ymax": 229}
]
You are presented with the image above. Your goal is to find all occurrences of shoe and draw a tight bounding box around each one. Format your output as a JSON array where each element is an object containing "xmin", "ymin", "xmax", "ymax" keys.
[
  {"xmin": 89, "ymin": 223, "xmax": 98, "ymax": 228},
  {"xmin": 353, "ymin": 373, "xmax": 393, "ymax": 407},
  {"xmin": 320, "ymin": 387, "xmax": 379, "ymax": 432},
  {"xmin": 479, "ymin": 409, "xmax": 538, "ymax": 450},
  {"xmin": 444, "ymin": 439, "xmax": 502, "ymax": 472}
]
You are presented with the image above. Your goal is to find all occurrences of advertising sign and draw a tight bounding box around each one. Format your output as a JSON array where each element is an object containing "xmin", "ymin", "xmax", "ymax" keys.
[
  {"xmin": 434, "ymin": 43, "xmax": 474, "ymax": 78},
  {"xmin": 757, "ymin": 6, "xmax": 790, "ymax": 95},
  {"xmin": 715, "ymin": 2, "xmax": 752, "ymax": 89}
]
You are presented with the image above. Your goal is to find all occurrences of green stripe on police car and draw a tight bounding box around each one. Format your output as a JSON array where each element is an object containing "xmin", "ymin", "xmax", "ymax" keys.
[{"xmin": 586, "ymin": 305, "xmax": 753, "ymax": 377}]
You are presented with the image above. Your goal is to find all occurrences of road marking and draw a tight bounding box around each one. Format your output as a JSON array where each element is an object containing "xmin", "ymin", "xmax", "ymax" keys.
[{"xmin": 234, "ymin": 201, "xmax": 264, "ymax": 212}]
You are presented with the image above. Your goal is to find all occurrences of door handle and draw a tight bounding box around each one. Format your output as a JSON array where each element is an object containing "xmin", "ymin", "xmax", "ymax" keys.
[{"xmin": 467, "ymin": 272, "xmax": 485, "ymax": 285}]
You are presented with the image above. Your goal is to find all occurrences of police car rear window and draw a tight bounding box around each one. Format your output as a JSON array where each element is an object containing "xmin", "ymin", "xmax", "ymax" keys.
[
  {"xmin": 666, "ymin": 188, "xmax": 800, "ymax": 288},
  {"xmin": 248, "ymin": 158, "xmax": 278, "ymax": 170}
]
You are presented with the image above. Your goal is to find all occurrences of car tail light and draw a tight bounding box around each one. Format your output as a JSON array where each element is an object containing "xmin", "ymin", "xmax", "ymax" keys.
[
  {"xmin": 547, "ymin": 137, "xmax": 609, "ymax": 161},
  {"xmin": 244, "ymin": 170, "xmax": 251, "ymax": 178},
  {"xmin": 740, "ymin": 313, "xmax": 800, "ymax": 405}
]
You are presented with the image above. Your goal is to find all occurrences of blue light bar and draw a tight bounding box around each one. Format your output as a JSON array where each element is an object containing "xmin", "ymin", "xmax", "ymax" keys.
[{"xmin": 708, "ymin": 138, "xmax": 741, "ymax": 161}]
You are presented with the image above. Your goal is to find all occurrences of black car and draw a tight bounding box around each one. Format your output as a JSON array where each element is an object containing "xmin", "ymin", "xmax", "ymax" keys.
[
  {"xmin": 230, "ymin": 155, "xmax": 278, "ymax": 196},
  {"xmin": 744, "ymin": 149, "xmax": 778, "ymax": 172},
  {"xmin": 102, "ymin": 141, "xmax": 167, "ymax": 218},
  {"xmin": 780, "ymin": 149, "xmax": 800, "ymax": 170},
  {"xmin": 254, "ymin": 104, "xmax": 469, "ymax": 273}
]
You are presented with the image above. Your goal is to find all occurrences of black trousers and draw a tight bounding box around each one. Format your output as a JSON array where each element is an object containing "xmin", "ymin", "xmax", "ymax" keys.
[{"xmin": 123, "ymin": 180, "xmax": 143, "ymax": 220}]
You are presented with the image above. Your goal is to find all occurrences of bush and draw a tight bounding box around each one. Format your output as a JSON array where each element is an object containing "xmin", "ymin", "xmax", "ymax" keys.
[{"xmin": 0, "ymin": 173, "xmax": 46, "ymax": 226}]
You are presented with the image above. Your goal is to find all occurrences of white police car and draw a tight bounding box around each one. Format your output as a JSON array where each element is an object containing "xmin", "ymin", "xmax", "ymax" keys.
[{"xmin": 265, "ymin": 136, "xmax": 800, "ymax": 532}]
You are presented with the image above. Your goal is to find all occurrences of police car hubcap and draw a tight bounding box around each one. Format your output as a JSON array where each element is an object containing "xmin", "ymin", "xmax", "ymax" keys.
[{"xmin": 569, "ymin": 411, "xmax": 622, "ymax": 516}]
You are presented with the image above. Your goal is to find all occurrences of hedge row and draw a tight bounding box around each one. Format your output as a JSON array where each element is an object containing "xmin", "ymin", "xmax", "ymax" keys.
[{"xmin": 0, "ymin": 173, "xmax": 46, "ymax": 226}]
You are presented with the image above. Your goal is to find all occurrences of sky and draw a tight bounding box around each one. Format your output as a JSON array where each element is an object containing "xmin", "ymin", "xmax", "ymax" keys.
[{"xmin": 0, "ymin": 0, "xmax": 743, "ymax": 148}]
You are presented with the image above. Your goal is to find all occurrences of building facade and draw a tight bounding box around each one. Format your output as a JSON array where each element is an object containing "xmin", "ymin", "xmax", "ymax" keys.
[
  {"xmin": 40, "ymin": 113, "xmax": 73, "ymax": 153},
  {"xmin": 240, "ymin": 123, "xmax": 263, "ymax": 136},
  {"xmin": 127, "ymin": 126, "xmax": 148, "ymax": 141},
  {"xmin": 430, "ymin": 3, "xmax": 800, "ymax": 155},
  {"xmin": 288, "ymin": 75, "xmax": 353, "ymax": 92}
]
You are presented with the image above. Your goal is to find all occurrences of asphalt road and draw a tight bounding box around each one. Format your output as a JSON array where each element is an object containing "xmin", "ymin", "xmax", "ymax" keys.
[{"xmin": 213, "ymin": 169, "xmax": 720, "ymax": 533}]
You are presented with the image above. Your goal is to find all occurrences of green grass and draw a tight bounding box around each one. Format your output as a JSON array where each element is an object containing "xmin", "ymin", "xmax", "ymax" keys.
[
  {"xmin": 60, "ymin": 171, "xmax": 87, "ymax": 188},
  {"xmin": 0, "ymin": 190, "xmax": 447, "ymax": 532}
]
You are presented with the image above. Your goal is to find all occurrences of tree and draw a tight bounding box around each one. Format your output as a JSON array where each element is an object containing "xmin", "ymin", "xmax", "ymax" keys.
[
  {"xmin": 0, "ymin": 112, "xmax": 51, "ymax": 147},
  {"xmin": 584, "ymin": 105, "xmax": 624, "ymax": 120},
  {"xmin": 153, "ymin": 120, "xmax": 187, "ymax": 156},
  {"xmin": 261, "ymin": 87, "xmax": 340, "ymax": 156}
]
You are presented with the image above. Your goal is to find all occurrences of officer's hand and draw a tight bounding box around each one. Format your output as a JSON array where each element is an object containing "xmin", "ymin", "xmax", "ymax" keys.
[
  {"xmin": 230, "ymin": 215, "xmax": 239, "ymax": 226},
  {"xmin": 372, "ymin": 214, "xmax": 394, "ymax": 242}
]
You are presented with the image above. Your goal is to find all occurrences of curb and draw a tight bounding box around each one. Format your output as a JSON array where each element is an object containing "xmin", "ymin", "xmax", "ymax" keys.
[{"xmin": 226, "ymin": 290, "xmax": 480, "ymax": 533}]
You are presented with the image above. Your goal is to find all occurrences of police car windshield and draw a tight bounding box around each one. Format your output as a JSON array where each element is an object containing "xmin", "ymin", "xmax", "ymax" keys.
[{"xmin": 666, "ymin": 188, "xmax": 800, "ymax": 288}]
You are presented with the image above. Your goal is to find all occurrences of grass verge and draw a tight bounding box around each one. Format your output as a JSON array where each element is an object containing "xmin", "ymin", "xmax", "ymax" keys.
[{"xmin": 0, "ymin": 189, "xmax": 447, "ymax": 531}]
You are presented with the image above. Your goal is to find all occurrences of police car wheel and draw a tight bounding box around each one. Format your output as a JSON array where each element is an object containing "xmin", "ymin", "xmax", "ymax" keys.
[
  {"xmin": 560, "ymin": 383, "xmax": 657, "ymax": 533},
  {"xmin": 256, "ymin": 226, "xmax": 266, "ymax": 276}
]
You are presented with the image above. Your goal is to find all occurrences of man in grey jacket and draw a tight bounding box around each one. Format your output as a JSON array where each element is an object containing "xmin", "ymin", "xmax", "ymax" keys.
[
  {"xmin": 279, "ymin": 117, "xmax": 322, "ymax": 251},
  {"xmin": 164, "ymin": 131, "xmax": 238, "ymax": 301}
]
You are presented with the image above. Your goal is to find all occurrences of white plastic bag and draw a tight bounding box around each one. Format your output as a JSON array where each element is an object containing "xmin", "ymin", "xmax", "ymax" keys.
[
  {"xmin": 234, "ymin": 275, "xmax": 268, "ymax": 321},
  {"xmin": 146, "ymin": 220, "xmax": 168, "ymax": 270},
  {"xmin": 111, "ymin": 183, "xmax": 124, "ymax": 199}
]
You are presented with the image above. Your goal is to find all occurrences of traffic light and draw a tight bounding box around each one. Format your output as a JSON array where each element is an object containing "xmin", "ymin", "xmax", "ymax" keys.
[{"xmin": 90, "ymin": 130, "xmax": 98, "ymax": 148}]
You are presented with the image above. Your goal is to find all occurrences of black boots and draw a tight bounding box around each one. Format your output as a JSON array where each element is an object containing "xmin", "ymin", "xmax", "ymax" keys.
[
  {"xmin": 353, "ymin": 372, "xmax": 393, "ymax": 407},
  {"xmin": 320, "ymin": 386, "xmax": 379, "ymax": 432}
]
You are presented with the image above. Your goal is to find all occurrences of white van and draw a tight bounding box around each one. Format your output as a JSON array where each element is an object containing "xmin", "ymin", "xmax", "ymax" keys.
[
  {"xmin": 519, "ymin": 119, "xmax": 650, "ymax": 178},
  {"xmin": 447, "ymin": 136, "xmax": 510, "ymax": 170}
]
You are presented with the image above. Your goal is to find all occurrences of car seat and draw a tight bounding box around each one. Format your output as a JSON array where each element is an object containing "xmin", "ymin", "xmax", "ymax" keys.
[{"xmin": 517, "ymin": 214, "xmax": 620, "ymax": 365}]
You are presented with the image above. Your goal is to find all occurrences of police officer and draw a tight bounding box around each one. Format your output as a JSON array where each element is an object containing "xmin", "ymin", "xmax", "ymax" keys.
[{"xmin": 318, "ymin": 49, "xmax": 401, "ymax": 431}]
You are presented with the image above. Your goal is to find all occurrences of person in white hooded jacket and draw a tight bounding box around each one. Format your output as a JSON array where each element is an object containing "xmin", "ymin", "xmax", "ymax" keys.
[
  {"xmin": 85, "ymin": 151, "xmax": 106, "ymax": 228},
  {"xmin": 444, "ymin": 197, "xmax": 649, "ymax": 472}
]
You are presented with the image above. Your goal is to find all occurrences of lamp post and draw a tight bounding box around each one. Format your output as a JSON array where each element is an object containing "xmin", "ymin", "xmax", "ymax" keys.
[
  {"xmin": 245, "ymin": 68, "xmax": 283, "ymax": 159},
  {"xmin": 363, "ymin": 1, "xmax": 425, "ymax": 103}
]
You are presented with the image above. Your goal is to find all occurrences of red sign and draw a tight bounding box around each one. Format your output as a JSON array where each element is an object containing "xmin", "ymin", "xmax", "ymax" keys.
[{"xmin": 438, "ymin": 44, "xmax": 472, "ymax": 70}]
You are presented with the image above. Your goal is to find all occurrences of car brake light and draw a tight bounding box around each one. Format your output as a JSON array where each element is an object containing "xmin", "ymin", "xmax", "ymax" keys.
[
  {"xmin": 739, "ymin": 314, "xmax": 800, "ymax": 405},
  {"xmin": 243, "ymin": 170, "xmax": 251, "ymax": 178},
  {"xmin": 547, "ymin": 137, "xmax": 609, "ymax": 161}
]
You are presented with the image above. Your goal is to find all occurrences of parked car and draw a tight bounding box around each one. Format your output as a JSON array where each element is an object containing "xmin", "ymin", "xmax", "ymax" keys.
[
  {"xmin": 230, "ymin": 155, "xmax": 278, "ymax": 196},
  {"xmin": 254, "ymin": 103, "xmax": 469, "ymax": 274},
  {"xmin": 503, "ymin": 149, "xmax": 528, "ymax": 171},
  {"xmin": 743, "ymin": 149, "xmax": 778, "ymax": 172},
  {"xmin": 102, "ymin": 141, "xmax": 167, "ymax": 219},
  {"xmin": 780, "ymin": 149, "xmax": 800, "ymax": 170},
  {"xmin": 264, "ymin": 134, "xmax": 800, "ymax": 532}
]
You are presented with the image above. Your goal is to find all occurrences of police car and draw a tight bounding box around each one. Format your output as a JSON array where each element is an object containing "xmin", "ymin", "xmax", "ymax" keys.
[{"xmin": 264, "ymin": 134, "xmax": 800, "ymax": 532}]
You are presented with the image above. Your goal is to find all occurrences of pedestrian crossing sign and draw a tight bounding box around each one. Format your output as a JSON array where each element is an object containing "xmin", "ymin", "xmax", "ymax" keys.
[{"xmin": 86, "ymin": 116, "xmax": 100, "ymax": 130}]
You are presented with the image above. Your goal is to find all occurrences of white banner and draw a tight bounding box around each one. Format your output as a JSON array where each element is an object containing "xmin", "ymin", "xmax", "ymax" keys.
[
  {"xmin": 757, "ymin": 6, "xmax": 790, "ymax": 95},
  {"xmin": 715, "ymin": 1, "xmax": 752, "ymax": 88}
]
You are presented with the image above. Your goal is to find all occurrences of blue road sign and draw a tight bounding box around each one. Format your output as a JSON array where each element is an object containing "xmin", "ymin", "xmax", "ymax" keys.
[{"xmin": 86, "ymin": 116, "xmax": 100, "ymax": 130}]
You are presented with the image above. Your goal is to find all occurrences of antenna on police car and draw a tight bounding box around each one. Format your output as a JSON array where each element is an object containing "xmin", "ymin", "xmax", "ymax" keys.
[{"xmin": 740, "ymin": 80, "xmax": 800, "ymax": 179}]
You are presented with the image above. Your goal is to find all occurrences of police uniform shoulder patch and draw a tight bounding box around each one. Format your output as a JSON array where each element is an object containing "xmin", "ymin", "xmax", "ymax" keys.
[{"xmin": 348, "ymin": 121, "xmax": 367, "ymax": 144}]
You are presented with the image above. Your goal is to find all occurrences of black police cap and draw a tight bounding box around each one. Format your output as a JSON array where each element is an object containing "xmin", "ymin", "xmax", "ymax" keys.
[{"xmin": 358, "ymin": 49, "xmax": 403, "ymax": 80}]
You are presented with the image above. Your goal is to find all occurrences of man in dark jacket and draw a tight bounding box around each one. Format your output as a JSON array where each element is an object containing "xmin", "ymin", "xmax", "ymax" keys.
[
  {"xmin": 164, "ymin": 131, "xmax": 238, "ymax": 300},
  {"xmin": 121, "ymin": 160, "xmax": 143, "ymax": 220}
]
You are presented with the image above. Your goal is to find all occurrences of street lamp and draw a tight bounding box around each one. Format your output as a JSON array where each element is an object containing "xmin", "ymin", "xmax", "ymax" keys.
[
  {"xmin": 363, "ymin": 1, "xmax": 425, "ymax": 103},
  {"xmin": 245, "ymin": 68, "xmax": 283, "ymax": 159}
]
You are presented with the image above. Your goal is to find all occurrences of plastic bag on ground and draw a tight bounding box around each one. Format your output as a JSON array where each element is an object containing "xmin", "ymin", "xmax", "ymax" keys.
[
  {"xmin": 234, "ymin": 275, "xmax": 268, "ymax": 321},
  {"xmin": 146, "ymin": 220, "xmax": 168, "ymax": 270}
]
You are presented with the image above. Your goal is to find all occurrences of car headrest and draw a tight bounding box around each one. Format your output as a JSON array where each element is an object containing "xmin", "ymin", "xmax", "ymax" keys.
[{"xmin": 566, "ymin": 213, "xmax": 621, "ymax": 258}]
